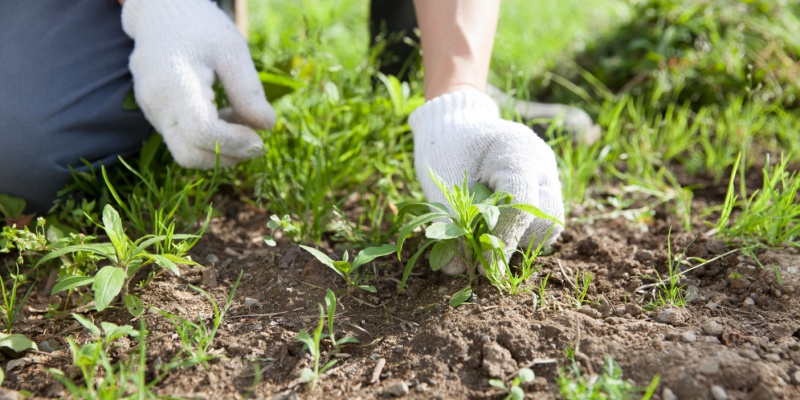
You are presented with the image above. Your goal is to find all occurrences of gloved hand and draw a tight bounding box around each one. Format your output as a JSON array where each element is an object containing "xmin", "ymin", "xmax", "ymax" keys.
[
  {"xmin": 121, "ymin": 0, "xmax": 275, "ymax": 169},
  {"xmin": 409, "ymin": 90, "xmax": 564, "ymax": 275}
]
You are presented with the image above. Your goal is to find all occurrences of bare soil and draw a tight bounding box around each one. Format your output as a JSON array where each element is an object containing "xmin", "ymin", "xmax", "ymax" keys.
[{"xmin": 3, "ymin": 190, "xmax": 800, "ymax": 400}]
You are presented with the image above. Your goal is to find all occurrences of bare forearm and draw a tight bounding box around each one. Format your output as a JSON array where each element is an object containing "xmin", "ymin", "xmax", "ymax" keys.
[{"xmin": 412, "ymin": 0, "xmax": 500, "ymax": 100}]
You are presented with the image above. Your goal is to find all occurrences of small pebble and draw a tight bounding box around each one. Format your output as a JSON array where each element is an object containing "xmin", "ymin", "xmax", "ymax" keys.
[
  {"xmin": 743, "ymin": 297, "xmax": 755, "ymax": 306},
  {"xmin": 739, "ymin": 348, "xmax": 760, "ymax": 361},
  {"xmin": 765, "ymin": 353, "xmax": 781, "ymax": 362},
  {"xmin": 662, "ymin": 387, "xmax": 677, "ymax": 400},
  {"xmin": 637, "ymin": 250, "xmax": 653, "ymax": 261},
  {"xmin": 681, "ymin": 332, "xmax": 697, "ymax": 343},
  {"xmin": 701, "ymin": 321, "xmax": 725, "ymax": 337},
  {"xmin": 792, "ymin": 371, "xmax": 800, "ymax": 385},
  {"xmin": 244, "ymin": 298, "xmax": 262, "ymax": 311},
  {"xmin": 386, "ymin": 380, "xmax": 409, "ymax": 397},
  {"xmin": 711, "ymin": 385, "xmax": 728, "ymax": 400},
  {"xmin": 698, "ymin": 360, "xmax": 720, "ymax": 375},
  {"xmin": 38, "ymin": 341, "xmax": 55, "ymax": 353},
  {"xmin": 205, "ymin": 253, "xmax": 220, "ymax": 264},
  {"xmin": 415, "ymin": 383, "xmax": 428, "ymax": 393}
]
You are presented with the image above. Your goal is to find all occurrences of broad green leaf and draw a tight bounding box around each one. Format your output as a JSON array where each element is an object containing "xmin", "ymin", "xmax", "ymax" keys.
[
  {"xmin": 449, "ymin": 286, "xmax": 473, "ymax": 307},
  {"xmin": 92, "ymin": 266, "xmax": 125, "ymax": 312},
  {"xmin": 479, "ymin": 234, "xmax": 505, "ymax": 252},
  {"xmin": 398, "ymin": 240, "xmax": 434, "ymax": 293},
  {"xmin": 151, "ymin": 254, "xmax": 181, "ymax": 276},
  {"xmin": 102, "ymin": 322, "xmax": 139, "ymax": 342},
  {"xmin": 352, "ymin": 244, "xmax": 395, "ymax": 269},
  {"xmin": 71, "ymin": 313, "xmax": 101, "ymax": 336},
  {"xmin": 471, "ymin": 183, "xmax": 493, "ymax": 204},
  {"xmin": 508, "ymin": 204, "xmax": 564, "ymax": 226},
  {"xmin": 0, "ymin": 333, "xmax": 37, "ymax": 356},
  {"xmin": 358, "ymin": 285, "xmax": 377, "ymax": 293},
  {"xmin": 36, "ymin": 244, "xmax": 115, "ymax": 268},
  {"xmin": 518, "ymin": 368, "xmax": 535, "ymax": 383},
  {"xmin": 425, "ymin": 222, "xmax": 467, "ymax": 240},
  {"xmin": 124, "ymin": 294, "xmax": 144, "ymax": 317},
  {"xmin": 332, "ymin": 261, "xmax": 351, "ymax": 277},
  {"xmin": 338, "ymin": 336, "xmax": 359, "ymax": 345},
  {"xmin": 102, "ymin": 205, "xmax": 127, "ymax": 259},
  {"xmin": 429, "ymin": 240, "xmax": 456, "ymax": 271},
  {"xmin": 488, "ymin": 379, "xmax": 507, "ymax": 389},
  {"xmin": 299, "ymin": 245, "xmax": 334, "ymax": 267},
  {"xmin": 396, "ymin": 212, "xmax": 451, "ymax": 258},
  {"xmin": 510, "ymin": 386, "xmax": 525, "ymax": 400},
  {"xmin": 294, "ymin": 331, "xmax": 317, "ymax": 357},
  {"xmin": 0, "ymin": 194, "xmax": 25, "ymax": 219},
  {"xmin": 473, "ymin": 204, "xmax": 500, "ymax": 230},
  {"xmin": 51, "ymin": 275, "xmax": 95, "ymax": 295}
]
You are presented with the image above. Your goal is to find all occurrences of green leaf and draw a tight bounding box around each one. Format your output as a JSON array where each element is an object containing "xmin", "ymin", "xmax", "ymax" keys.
[
  {"xmin": 319, "ymin": 359, "xmax": 338, "ymax": 374},
  {"xmin": 299, "ymin": 245, "xmax": 334, "ymax": 267},
  {"xmin": 471, "ymin": 183, "xmax": 493, "ymax": 204},
  {"xmin": 151, "ymin": 254, "xmax": 181, "ymax": 276},
  {"xmin": 92, "ymin": 266, "xmax": 125, "ymax": 312},
  {"xmin": 449, "ymin": 286, "xmax": 473, "ymax": 308},
  {"xmin": 518, "ymin": 368, "xmax": 535, "ymax": 383},
  {"xmin": 425, "ymin": 222, "xmax": 467, "ymax": 240},
  {"xmin": 0, "ymin": 194, "xmax": 26, "ymax": 219},
  {"xmin": 338, "ymin": 336, "xmax": 359, "ymax": 345},
  {"xmin": 488, "ymin": 379, "xmax": 507, "ymax": 390},
  {"xmin": 294, "ymin": 331, "xmax": 317, "ymax": 357},
  {"xmin": 0, "ymin": 366, "xmax": 4, "ymax": 386},
  {"xmin": 0, "ymin": 333, "xmax": 37, "ymax": 356},
  {"xmin": 101, "ymin": 322, "xmax": 139, "ymax": 342},
  {"xmin": 473, "ymin": 204, "xmax": 500, "ymax": 230},
  {"xmin": 124, "ymin": 294, "xmax": 144, "ymax": 318},
  {"xmin": 122, "ymin": 89, "xmax": 139, "ymax": 110},
  {"xmin": 508, "ymin": 204, "xmax": 564, "ymax": 226},
  {"xmin": 332, "ymin": 261, "xmax": 351, "ymax": 276},
  {"xmin": 429, "ymin": 240, "xmax": 456, "ymax": 271},
  {"xmin": 351, "ymin": 243, "xmax": 395, "ymax": 269},
  {"xmin": 479, "ymin": 234, "xmax": 505, "ymax": 252},
  {"xmin": 398, "ymin": 240, "xmax": 434, "ymax": 293},
  {"xmin": 72, "ymin": 313, "xmax": 101, "ymax": 336},
  {"xmin": 36, "ymin": 244, "xmax": 115, "ymax": 268},
  {"xmin": 510, "ymin": 386, "xmax": 525, "ymax": 400},
  {"xmin": 358, "ymin": 285, "xmax": 377, "ymax": 293},
  {"xmin": 51, "ymin": 275, "xmax": 95, "ymax": 295},
  {"xmin": 102, "ymin": 205, "xmax": 128, "ymax": 259},
  {"xmin": 396, "ymin": 212, "xmax": 451, "ymax": 258}
]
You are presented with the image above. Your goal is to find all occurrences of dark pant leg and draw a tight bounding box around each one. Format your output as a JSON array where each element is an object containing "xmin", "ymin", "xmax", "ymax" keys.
[
  {"xmin": 369, "ymin": 0, "xmax": 420, "ymax": 82},
  {"xmin": 0, "ymin": 1, "xmax": 153, "ymax": 214}
]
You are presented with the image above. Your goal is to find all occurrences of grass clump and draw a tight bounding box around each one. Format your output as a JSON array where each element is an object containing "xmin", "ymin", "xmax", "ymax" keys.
[{"xmin": 558, "ymin": 349, "xmax": 660, "ymax": 400}]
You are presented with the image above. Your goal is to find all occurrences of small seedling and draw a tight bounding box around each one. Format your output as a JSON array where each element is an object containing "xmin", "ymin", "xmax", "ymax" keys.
[
  {"xmin": 557, "ymin": 348, "xmax": 660, "ymax": 400},
  {"xmin": 295, "ymin": 304, "xmax": 337, "ymax": 391},
  {"xmin": 396, "ymin": 170, "xmax": 562, "ymax": 305},
  {"xmin": 39, "ymin": 204, "xmax": 198, "ymax": 315},
  {"xmin": 264, "ymin": 214, "xmax": 300, "ymax": 246},
  {"xmin": 300, "ymin": 244, "xmax": 395, "ymax": 292},
  {"xmin": 0, "ymin": 265, "xmax": 34, "ymax": 333},
  {"xmin": 159, "ymin": 271, "xmax": 242, "ymax": 369},
  {"xmin": 574, "ymin": 271, "xmax": 593, "ymax": 308},
  {"xmin": 71, "ymin": 313, "xmax": 139, "ymax": 351},
  {"xmin": 324, "ymin": 289, "xmax": 358, "ymax": 352},
  {"xmin": 536, "ymin": 272, "xmax": 551, "ymax": 311},
  {"xmin": 489, "ymin": 367, "xmax": 536, "ymax": 400}
]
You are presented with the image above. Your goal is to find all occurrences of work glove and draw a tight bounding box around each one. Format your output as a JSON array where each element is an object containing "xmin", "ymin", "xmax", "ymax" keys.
[
  {"xmin": 122, "ymin": 0, "xmax": 275, "ymax": 168},
  {"xmin": 409, "ymin": 90, "xmax": 564, "ymax": 275}
]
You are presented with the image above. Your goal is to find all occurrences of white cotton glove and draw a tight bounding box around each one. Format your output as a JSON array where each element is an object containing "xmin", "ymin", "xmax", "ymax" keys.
[
  {"xmin": 409, "ymin": 90, "xmax": 565, "ymax": 275},
  {"xmin": 122, "ymin": 0, "xmax": 276, "ymax": 169}
]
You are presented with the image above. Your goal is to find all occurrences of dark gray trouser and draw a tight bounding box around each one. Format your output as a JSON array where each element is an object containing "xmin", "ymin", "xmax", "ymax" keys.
[
  {"xmin": 0, "ymin": 1, "xmax": 151, "ymax": 214},
  {"xmin": 0, "ymin": 0, "xmax": 234, "ymax": 215}
]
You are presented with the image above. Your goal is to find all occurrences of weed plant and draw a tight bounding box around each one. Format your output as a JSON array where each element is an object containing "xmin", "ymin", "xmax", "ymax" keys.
[
  {"xmin": 300, "ymin": 244, "xmax": 395, "ymax": 292},
  {"xmin": 489, "ymin": 367, "xmax": 536, "ymax": 400},
  {"xmin": 558, "ymin": 349, "xmax": 660, "ymax": 400}
]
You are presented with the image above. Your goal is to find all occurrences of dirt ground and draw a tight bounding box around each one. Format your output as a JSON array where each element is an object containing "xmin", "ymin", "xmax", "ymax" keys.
[{"xmin": 3, "ymin": 187, "xmax": 800, "ymax": 400}]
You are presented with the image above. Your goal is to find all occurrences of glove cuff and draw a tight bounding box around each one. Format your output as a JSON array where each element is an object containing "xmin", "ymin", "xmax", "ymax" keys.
[
  {"xmin": 409, "ymin": 89, "xmax": 500, "ymax": 134},
  {"xmin": 122, "ymin": 0, "xmax": 218, "ymax": 38}
]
